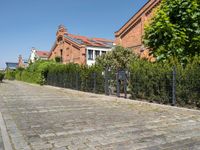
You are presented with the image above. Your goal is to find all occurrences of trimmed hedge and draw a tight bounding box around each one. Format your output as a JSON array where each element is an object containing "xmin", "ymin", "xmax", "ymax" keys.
[
  {"xmin": 15, "ymin": 60, "xmax": 57, "ymax": 85},
  {"xmin": 14, "ymin": 61, "xmax": 104, "ymax": 93},
  {"xmin": 129, "ymin": 59, "xmax": 172, "ymax": 104},
  {"xmin": 46, "ymin": 63, "xmax": 104, "ymax": 93},
  {"xmin": 129, "ymin": 57, "xmax": 200, "ymax": 108},
  {"xmin": 5, "ymin": 70, "xmax": 15, "ymax": 80},
  {"xmin": 0, "ymin": 72, "xmax": 4, "ymax": 82}
]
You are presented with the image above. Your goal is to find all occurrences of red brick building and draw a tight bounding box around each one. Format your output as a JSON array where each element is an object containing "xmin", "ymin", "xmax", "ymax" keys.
[
  {"xmin": 115, "ymin": 0, "xmax": 161, "ymax": 60},
  {"xmin": 49, "ymin": 25, "xmax": 114, "ymax": 66},
  {"xmin": 18, "ymin": 55, "xmax": 28, "ymax": 68}
]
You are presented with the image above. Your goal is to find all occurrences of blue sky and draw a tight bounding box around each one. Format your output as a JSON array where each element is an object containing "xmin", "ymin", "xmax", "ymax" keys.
[{"xmin": 0, "ymin": 0, "xmax": 147, "ymax": 68}]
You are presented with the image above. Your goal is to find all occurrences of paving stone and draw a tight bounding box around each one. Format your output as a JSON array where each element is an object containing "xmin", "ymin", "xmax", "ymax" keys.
[
  {"xmin": 0, "ymin": 80, "xmax": 200, "ymax": 150},
  {"xmin": 0, "ymin": 129, "xmax": 4, "ymax": 150}
]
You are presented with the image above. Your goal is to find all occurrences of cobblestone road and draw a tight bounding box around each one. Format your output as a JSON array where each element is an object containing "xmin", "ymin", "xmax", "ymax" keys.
[
  {"xmin": 0, "ymin": 129, "xmax": 4, "ymax": 150},
  {"xmin": 0, "ymin": 81, "xmax": 200, "ymax": 150}
]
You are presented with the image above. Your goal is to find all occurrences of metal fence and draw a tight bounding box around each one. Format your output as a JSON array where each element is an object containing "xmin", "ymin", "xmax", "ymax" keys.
[
  {"xmin": 46, "ymin": 67, "xmax": 200, "ymax": 107},
  {"xmin": 47, "ymin": 72, "xmax": 105, "ymax": 93},
  {"xmin": 46, "ymin": 70, "xmax": 128, "ymax": 98}
]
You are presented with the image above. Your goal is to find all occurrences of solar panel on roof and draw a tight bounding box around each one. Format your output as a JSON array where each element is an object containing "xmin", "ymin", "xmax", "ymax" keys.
[{"xmin": 64, "ymin": 35, "xmax": 84, "ymax": 44}]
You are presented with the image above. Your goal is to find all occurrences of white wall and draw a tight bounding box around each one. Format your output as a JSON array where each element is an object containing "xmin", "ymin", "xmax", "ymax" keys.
[
  {"xmin": 86, "ymin": 46, "xmax": 112, "ymax": 66},
  {"xmin": 29, "ymin": 49, "xmax": 37, "ymax": 63}
]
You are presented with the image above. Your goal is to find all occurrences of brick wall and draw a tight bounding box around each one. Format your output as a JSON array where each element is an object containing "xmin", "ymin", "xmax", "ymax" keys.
[
  {"xmin": 115, "ymin": 0, "xmax": 161, "ymax": 60},
  {"xmin": 49, "ymin": 26, "xmax": 86, "ymax": 65}
]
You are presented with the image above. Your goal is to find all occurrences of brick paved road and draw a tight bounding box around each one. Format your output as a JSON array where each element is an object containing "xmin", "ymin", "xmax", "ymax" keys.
[
  {"xmin": 0, "ymin": 81, "xmax": 200, "ymax": 150},
  {"xmin": 0, "ymin": 130, "xmax": 4, "ymax": 150}
]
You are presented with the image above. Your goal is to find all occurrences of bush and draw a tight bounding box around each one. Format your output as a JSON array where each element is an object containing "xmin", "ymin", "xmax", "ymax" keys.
[
  {"xmin": 0, "ymin": 72, "xmax": 4, "ymax": 82},
  {"xmin": 5, "ymin": 70, "xmax": 15, "ymax": 80},
  {"xmin": 129, "ymin": 56, "xmax": 200, "ymax": 108},
  {"xmin": 55, "ymin": 56, "xmax": 61, "ymax": 63},
  {"xmin": 15, "ymin": 60, "xmax": 57, "ymax": 85},
  {"xmin": 129, "ymin": 58, "xmax": 172, "ymax": 104},
  {"xmin": 46, "ymin": 63, "xmax": 104, "ymax": 93}
]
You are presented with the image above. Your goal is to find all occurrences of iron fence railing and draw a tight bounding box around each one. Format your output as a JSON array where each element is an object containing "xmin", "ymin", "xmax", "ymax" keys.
[{"xmin": 46, "ymin": 67, "xmax": 200, "ymax": 107}]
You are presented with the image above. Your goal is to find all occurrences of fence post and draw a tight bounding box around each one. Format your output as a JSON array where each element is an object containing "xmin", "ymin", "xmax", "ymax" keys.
[
  {"xmin": 54, "ymin": 73, "xmax": 56, "ymax": 87},
  {"xmin": 124, "ymin": 72, "xmax": 127, "ymax": 99},
  {"xmin": 62, "ymin": 73, "xmax": 65, "ymax": 88},
  {"xmin": 93, "ymin": 72, "xmax": 96, "ymax": 93},
  {"xmin": 76, "ymin": 73, "xmax": 79, "ymax": 90},
  {"xmin": 104, "ymin": 68, "xmax": 109, "ymax": 95},
  {"xmin": 172, "ymin": 66, "xmax": 176, "ymax": 106},
  {"xmin": 116, "ymin": 71, "xmax": 120, "ymax": 97}
]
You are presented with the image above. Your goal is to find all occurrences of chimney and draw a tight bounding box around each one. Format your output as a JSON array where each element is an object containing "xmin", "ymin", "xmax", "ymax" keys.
[
  {"xmin": 18, "ymin": 55, "xmax": 23, "ymax": 68},
  {"xmin": 56, "ymin": 24, "xmax": 68, "ymax": 36}
]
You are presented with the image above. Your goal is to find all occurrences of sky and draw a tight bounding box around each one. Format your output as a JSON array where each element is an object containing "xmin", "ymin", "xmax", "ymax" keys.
[{"xmin": 0, "ymin": 0, "xmax": 148, "ymax": 69}]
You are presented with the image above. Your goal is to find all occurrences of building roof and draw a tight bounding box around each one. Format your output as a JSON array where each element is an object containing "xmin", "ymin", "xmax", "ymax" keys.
[
  {"xmin": 36, "ymin": 51, "xmax": 50, "ymax": 58},
  {"xmin": 49, "ymin": 26, "xmax": 114, "ymax": 59},
  {"xmin": 5, "ymin": 62, "xmax": 18, "ymax": 69},
  {"xmin": 23, "ymin": 59, "xmax": 29, "ymax": 64},
  {"xmin": 65, "ymin": 34, "xmax": 114, "ymax": 48}
]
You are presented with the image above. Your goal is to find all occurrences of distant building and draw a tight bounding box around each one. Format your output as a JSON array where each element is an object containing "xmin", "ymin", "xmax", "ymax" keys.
[
  {"xmin": 18, "ymin": 55, "xmax": 29, "ymax": 68},
  {"xmin": 29, "ymin": 47, "xmax": 49, "ymax": 63},
  {"xmin": 5, "ymin": 62, "xmax": 18, "ymax": 70},
  {"xmin": 115, "ymin": 0, "xmax": 161, "ymax": 60},
  {"xmin": 49, "ymin": 25, "xmax": 114, "ymax": 66}
]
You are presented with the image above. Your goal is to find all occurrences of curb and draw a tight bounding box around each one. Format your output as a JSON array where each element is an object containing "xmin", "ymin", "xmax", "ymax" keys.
[
  {"xmin": 0, "ymin": 112, "xmax": 13, "ymax": 150},
  {"xmin": 45, "ymin": 84, "xmax": 200, "ymax": 114}
]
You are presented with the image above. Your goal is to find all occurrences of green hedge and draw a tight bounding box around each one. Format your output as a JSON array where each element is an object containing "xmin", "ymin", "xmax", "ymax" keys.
[
  {"xmin": 129, "ymin": 57, "xmax": 200, "ymax": 108},
  {"xmin": 46, "ymin": 63, "xmax": 104, "ymax": 93},
  {"xmin": 129, "ymin": 59, "xmax": 172, "ymax": 104},
  {"xmin": 5, "ymin": 70, "xmax": 15, "ymax": 80},
  {"xmin": 0, "ymin": 72, "xmax": 4, "ymax": 82},
  {"xmin": 14, "ymin": 61, "xmax": 104, "ymax": 93},
  {"xmin": 15, "ymin": 61, "xmax": 57, "ymax": 85}
]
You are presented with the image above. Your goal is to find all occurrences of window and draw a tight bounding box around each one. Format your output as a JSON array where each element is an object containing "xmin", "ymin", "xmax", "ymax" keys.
[
  {"xmin": 57, "ymin": 37, "xmax": 63, "ymax": 43},
  {"xmin": 95, "ymin": 50, "xmax": 100, "ymax": 58},
  {"xmin": 88, "ymin": 50, "xmax": 93, "ymax": 60},
  {"xmin": 102, "ymin": 51, "xmax": 106, "ymax": 55}
]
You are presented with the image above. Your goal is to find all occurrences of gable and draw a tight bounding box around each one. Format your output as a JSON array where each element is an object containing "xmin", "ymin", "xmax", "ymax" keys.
[{"xmin": 115, "ymin": 0, "xmax": 161, "ymax": 38}]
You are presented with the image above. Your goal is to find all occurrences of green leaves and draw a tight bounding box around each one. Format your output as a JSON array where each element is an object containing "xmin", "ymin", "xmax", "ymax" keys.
[
  {"xmin": 0, "ymin": 72, "xmax": 4, "ymax": 82},
  {"xmin": 95, "ymin": 46, "xmax": 136, "ymax": 70},
  {"xmin": 129, "ymin": 56, "xmax": 200, "ymax": 107},
  {"xmin": 143, "ymin": 0, "xmax": 200, "ymax": 63}
]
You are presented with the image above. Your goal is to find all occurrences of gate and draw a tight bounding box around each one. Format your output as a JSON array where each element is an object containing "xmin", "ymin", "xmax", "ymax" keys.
[{"xmin": 104, "ymin": 68, "xmax": 128, "ymax": 98}]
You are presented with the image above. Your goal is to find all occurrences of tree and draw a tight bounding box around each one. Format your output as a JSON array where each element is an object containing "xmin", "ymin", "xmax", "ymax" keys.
[
  {"xmin": 95, "ymin": 46, "xmax": 136, "ymax": 70},
  {"xmin": 143, "ymin": 0, "xmax": 200, "ymax": 63}
]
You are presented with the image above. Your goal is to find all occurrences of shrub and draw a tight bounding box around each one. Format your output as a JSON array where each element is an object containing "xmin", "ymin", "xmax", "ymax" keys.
[
  {"xmin": 5, "ymin": 70, "xmax": 16, "ymax": 80},
  {"xmin": 129, "ymin": 58, "xmax": 172, "ymax": 104},
  {"xmin": 55, "ymin": 56, "xmax": 61, "ymax": 63},
  {"xmin": 129, "ymin": 56, "xmax": 200, "ymax": 108},
  {"xmin": 46, "ymin": 63, "xmax": 104, "ymax": 93},
  {"xmin": 0, "ymin": 72, "xmax": 4, "ymax": 82},
  {"xmin": 15, "ymin": 61, "xmax": 57, "ymax": 85}
]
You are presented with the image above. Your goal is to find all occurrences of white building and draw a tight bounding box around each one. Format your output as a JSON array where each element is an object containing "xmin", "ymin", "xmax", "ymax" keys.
[
  {"xmin": 86, "ymin": 46, "xmax": 112, "ymax": 66},
  {"xmin": 29, "ymin": 47, "xmax": 49, "ymax": 63}
]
